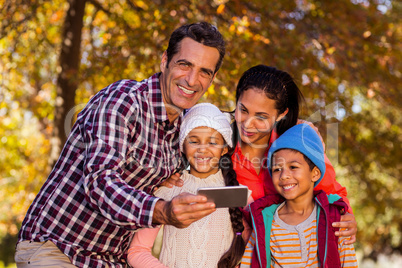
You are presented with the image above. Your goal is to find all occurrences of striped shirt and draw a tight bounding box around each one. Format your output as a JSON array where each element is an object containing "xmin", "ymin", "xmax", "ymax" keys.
[
  {"xmin": 241, "ymin": 202, "xmax": 358, "ymax": 267},
  {"xmin": 18, "ymin": 73, "xmax": 183, "ymax": 267}
]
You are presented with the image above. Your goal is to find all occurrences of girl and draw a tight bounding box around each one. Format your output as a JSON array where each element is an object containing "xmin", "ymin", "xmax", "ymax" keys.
[
  {"xmin": 232, "ymin": 65, "xmax": 357, "ymax": 242},
  {"xmin": 127, "ymin": 103, "xmax": 248, "ymax": 268}
]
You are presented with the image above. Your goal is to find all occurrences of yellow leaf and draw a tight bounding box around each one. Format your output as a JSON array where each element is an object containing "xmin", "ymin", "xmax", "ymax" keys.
[
  {"xmin": 208, "ymin": 85, "xmax": 216, "ymax": 95},
  {"xmin": 326, "ymin": 47, "xmax": 336, "ymax": 55},
  {"xmin": 217, "ymin": 4, "xmax": 225, "ymax": 14}
]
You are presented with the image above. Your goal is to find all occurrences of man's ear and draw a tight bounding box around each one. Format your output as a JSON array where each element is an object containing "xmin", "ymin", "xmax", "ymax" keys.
[
  {"xmin": 276, "ymin": 108, "xmax": 289, "ymax": 122},
  {"xmin": 311, "ymin": 166, "xmax": 321, "ymax": 183},
  {"xmin": 160, "ymin": 51, "xmax": 168, "ymax": 71}
]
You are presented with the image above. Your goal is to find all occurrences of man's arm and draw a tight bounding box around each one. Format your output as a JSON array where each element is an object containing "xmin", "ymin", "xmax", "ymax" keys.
[{"xmin": 80, "ymin": 86, "xmax": 163, "ymax": 229}]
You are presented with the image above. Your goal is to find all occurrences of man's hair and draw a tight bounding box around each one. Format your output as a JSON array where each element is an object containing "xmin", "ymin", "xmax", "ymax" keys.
[{"xmin": 166, "ymin": 22, "xmax": 225, "ymax": 74}]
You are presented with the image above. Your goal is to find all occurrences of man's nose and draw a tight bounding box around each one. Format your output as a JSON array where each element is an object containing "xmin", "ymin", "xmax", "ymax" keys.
[{"xmin": 186, "ymin": 69, "xmax": 198, "ymax": 87}]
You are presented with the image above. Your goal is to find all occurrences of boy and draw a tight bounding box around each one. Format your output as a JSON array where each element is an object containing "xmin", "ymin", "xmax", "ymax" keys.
[{"xmin": 241, "ymin": 123, "xmax": 358, "ymax": 267}]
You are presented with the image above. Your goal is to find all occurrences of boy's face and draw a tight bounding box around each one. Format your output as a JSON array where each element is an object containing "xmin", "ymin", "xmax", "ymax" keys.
[
  {"xmin": 271, "ymin": 149, "xmax": 321, "ymax": 202},
  {"xmin": 183, "ymin": 126, "xmax": 228, "ymax": 179}
]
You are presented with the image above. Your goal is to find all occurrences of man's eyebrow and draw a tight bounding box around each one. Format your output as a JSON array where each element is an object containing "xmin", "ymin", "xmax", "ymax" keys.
[{"xmin": 176, "ymin": 59, "xmax": 192, "ymax": 65}]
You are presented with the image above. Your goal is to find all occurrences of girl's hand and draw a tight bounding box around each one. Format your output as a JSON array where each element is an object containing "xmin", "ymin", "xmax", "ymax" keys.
[
  {"xmin": 332, "ymin": 212, "xmax": 357, "ymax": 245},
  {"xmin": 155, "ymin": 173, "xmax": 184, "ymax": 191}
]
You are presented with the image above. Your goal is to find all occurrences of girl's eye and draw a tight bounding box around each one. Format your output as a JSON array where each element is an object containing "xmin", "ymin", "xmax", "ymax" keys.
[{"xmin": 209, "ymin": 142, "xmax": 218, "ymax": 145}]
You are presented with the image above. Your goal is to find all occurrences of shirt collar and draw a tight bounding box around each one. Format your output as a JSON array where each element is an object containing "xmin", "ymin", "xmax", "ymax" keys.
[{"xmin": 148, "ymin": 72, "xmax": 183, "ymax": 129}]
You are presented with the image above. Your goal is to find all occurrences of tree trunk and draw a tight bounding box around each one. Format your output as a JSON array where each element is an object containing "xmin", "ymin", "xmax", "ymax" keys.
[{"xmin": 50, "ymin": 0, "xmax": 86, "ymax": 168}]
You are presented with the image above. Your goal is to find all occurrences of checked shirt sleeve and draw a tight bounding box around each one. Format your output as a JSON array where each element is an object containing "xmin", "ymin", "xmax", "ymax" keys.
[{"xmin": 79, "ymin": 87, "xmax": 159, "ymax": 229}]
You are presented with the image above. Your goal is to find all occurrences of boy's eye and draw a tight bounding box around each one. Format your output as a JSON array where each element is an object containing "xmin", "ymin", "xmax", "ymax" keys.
[
  {"xmin": 290, "ymin": 165, "xmax": 298, "ymax": 169},
  {"xmin": 272, "ymin": 167, "xmax": 281, "ymax": 172}
]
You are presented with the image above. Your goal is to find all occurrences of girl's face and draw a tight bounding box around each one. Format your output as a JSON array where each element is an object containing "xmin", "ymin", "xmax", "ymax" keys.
[
  {"xmin": 235, "ymin": 88, "xmax": 288, "ymax": 147},
  {"xmin": 183, "ymin": 126, "xmax": 228, "ymax": 178}
]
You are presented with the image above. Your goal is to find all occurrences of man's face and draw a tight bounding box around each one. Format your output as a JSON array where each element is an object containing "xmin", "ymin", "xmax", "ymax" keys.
[{"xmin": 160, "ymin": 37, "xmax": 220, "ymax": 118}]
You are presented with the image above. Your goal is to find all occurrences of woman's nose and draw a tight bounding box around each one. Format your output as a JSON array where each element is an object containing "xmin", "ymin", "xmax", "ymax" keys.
[{"xmin": 244, "ymin": 116, "xmax": 255, "ymax": 128}]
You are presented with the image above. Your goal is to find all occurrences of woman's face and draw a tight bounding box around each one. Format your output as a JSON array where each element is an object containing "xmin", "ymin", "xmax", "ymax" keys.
[{"xmin": 235, "ymin": 88, "xmax": 288, "ymax": 147}]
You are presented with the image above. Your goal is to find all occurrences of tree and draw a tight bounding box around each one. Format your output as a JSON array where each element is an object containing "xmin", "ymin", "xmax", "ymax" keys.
[{"xmin": 0, "ymin": 0, "xmax": 400, "ymax": 263}]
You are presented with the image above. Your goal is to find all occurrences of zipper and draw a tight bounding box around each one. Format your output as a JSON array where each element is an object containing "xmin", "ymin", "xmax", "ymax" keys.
[
  {"xmin": 249, "ymin": 204, "xmax": 263, "ymax": 268},
  {"xmin": 315, "ymin": 198, "xmax": 328, "ymax": 268}
]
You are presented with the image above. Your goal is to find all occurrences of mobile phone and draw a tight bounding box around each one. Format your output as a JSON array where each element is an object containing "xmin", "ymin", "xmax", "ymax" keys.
[{"xmin": 197, "ymin": 186, "xmax": 248, "ymax": 208}]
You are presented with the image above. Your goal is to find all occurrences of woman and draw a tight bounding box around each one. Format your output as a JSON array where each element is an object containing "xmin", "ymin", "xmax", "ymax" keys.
[{"xmin": 232, "ymin": 65, "xmax": 356, "ymax": 243}]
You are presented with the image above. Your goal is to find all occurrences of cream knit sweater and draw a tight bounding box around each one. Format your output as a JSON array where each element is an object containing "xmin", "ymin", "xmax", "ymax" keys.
[{"xmin": 156, "ymin": 170, "xmax": 234, "ymax": 268}]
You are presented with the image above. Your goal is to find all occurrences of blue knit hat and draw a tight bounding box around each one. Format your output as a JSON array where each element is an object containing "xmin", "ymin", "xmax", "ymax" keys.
[{"xmin": 267, "ymin": 123, "xmax": 326, "ymax": 186}]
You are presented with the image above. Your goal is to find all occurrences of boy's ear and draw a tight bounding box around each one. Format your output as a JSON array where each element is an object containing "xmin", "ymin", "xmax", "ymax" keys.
[{"xmin": 311, "ymin": 167, "xmax": 321, "ymax": 183}]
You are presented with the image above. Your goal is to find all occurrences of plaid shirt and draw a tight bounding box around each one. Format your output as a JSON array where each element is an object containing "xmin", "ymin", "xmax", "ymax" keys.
[{"xmin": 18, "ymin": 73, "xmax": 183, "ymax": 267}]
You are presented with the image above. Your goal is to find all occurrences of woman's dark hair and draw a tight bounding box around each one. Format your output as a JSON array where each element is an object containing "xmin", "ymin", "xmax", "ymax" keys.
[
  {"xmin": 166, "ymin": 22, "xmax": 226, "ymax": 74},
  {"xmin": 217, "ymin": 146, "xmax": 246, "ymax": 268},
  {"xmin": 234, "ymin": 65, "xmax": 304, "ymax": 137}
]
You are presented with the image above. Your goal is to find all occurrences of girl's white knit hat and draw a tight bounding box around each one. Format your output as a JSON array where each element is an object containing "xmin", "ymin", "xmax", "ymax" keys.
[{"xmin": 179, "ymin": 103, "xmax": 233, "ymax": 152}]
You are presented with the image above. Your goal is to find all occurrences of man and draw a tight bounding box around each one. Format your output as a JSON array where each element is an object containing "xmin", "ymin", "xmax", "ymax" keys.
[{"xmin": 15, "ymin": 22, "xmax": 225, "ymax": 267}]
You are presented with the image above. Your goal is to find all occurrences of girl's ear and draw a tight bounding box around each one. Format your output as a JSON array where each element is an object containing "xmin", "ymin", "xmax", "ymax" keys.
[
  {"xmin": 276, "ymin": 108, "xmax": 289, "ymax": 122},
  {"xmin": 221, "ymin": 146, "xmax": 229, "ymax": 156},
  {"xmin": 311, "ymin": 166, "xmax": 321, "ymax": 183}
]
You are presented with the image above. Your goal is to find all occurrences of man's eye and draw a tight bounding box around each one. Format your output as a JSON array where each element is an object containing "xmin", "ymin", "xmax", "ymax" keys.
[
  {"xmin": 200, "ymin": 71, "xmax": 213, "ymax": 79},
  {"xmin": 178, "ymin": 62, "xmax": 190, "ymax": 68}
]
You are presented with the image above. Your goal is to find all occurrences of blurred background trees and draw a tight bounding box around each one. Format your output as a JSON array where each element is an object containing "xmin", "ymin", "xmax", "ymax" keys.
[{"xmin": 0, "ymin": 0, "xmax": 401, "ymax": 266}]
